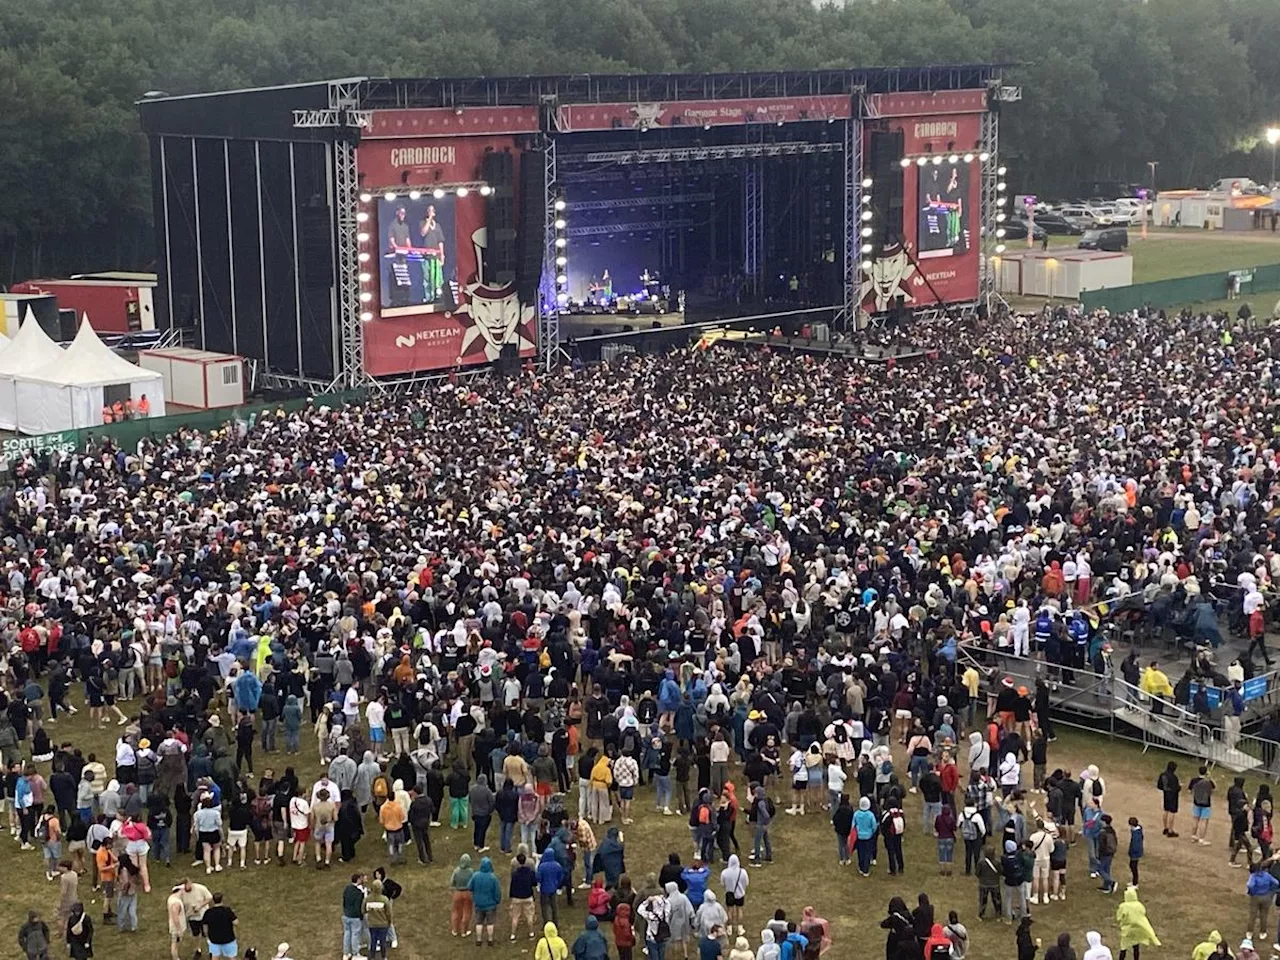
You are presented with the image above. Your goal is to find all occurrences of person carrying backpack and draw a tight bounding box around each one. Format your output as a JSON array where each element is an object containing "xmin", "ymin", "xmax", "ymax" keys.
[
  {"xmin": 689, "ymin": 788, "xmax": 715, "ymax": 863},
  {"xmin": 880, "ymin": 801, "xmax": 907, "ymax": 876},
  {"xmin": 1001, "ymin": 839, "xmax": 1026, "ymax": 922},
  {"xmin": 960, "ymin": 804, "xmax": 987, "ymax": 876}
]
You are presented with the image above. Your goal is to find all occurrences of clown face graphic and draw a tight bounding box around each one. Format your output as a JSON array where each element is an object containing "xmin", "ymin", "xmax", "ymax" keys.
[
  {"xmin": 454, "ymin": 227, "xmax": 536, "ymax": 362},
  {"xmin": 861, "ymin": 243, "xmax": 917, "ymax": 312}
]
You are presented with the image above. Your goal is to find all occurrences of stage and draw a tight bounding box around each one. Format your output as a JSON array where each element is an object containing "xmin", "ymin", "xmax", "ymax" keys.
[{"xmin": 137, "ymin": 66, "xmax": 1010, "ymax": 387}]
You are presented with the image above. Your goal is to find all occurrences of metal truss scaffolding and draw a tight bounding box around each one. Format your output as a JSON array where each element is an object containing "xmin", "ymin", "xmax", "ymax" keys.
[
  {"xmin": 294, "ymin": 79, "xmax": 371, "ymax": 389},
  {"xmin": 539, "ymin": 131, "xmax": 563, "ymax": 374},
  {"xmin": 744, "ymin": 159, "xmax": 762, "ymax": 296},
  {"xmin": 836, "ymin": 96, "xmax": 864, "ymax": 330},
  {"xmin": 979, "ymin": 103, "xmax": 1003, "ymax": 315}
]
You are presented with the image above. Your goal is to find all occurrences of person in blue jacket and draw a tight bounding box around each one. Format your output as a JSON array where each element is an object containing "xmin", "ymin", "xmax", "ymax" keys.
[
  {"xmin": 594, "ymin": 826, "xmax": 626, "ymax": 889},
  {"xmin": 572, "ymin": 915, "xmax": 609, "ymax": 960},
  {"xmin": 779, "ymin": 926, "xmax": 809, "ymax": 960},
  {"xmin": 467, "ymin": 855, "xmax": 503, "ymax": 946},
  {"xmin": 537, "ymin": 847, "xmax": 565, "ymax": 925},
  {"xmin": 852, "ymin": 796, "xmax": 879, "ymax": 877},
  {"xmin": 1246, "ymin": 860, "xmax": 1280, "ymax": 937},
  {"xmin": 659, "ymin": 671, "xmax": 682, "ymax": 730},
  {"xmin": 233, "ymin": 670, "xmax": 262, "ymax": 717},
  {"xmin": 681, "ymin": 859, "xmax": 710, "ymax": 908}
]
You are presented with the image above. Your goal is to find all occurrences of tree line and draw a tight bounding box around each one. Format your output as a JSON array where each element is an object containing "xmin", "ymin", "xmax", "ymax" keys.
[{"xmin": 0, "ymin": 0, "xmax": 1276, "ymax": 284}]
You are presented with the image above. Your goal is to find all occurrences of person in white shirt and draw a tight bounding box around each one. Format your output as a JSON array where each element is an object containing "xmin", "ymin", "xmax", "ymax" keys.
[
  {"xmin": 342, "ymin": 686, "xmax": 361, "ymax": 729},
  {"xmin": 613, "ymin": 751, "xmax": 640, "ymax": 824},
  {"xmin": 366, "ymin": 698, "xmax": 386, "ymax": 760},
  {"xmin": 287, "ymin": 789, "xmax": 312, "ymax": 866},
  {"xmin": 826, "ymin": 761, "xmax": 847, "ymax": 814}
]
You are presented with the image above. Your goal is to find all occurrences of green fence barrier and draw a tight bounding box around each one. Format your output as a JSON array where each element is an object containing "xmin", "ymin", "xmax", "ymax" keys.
[
  {"xmin": 1080, "ymin": 262, "xmax": 1280, "ymax": 313},
  {"xmin": 0, "ymin": 390, "xmax": 367, "ymax": 469}
]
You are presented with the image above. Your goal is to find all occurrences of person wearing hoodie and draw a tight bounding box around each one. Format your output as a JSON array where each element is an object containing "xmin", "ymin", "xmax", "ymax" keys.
[
  {"xmin": 233, "ymin": 670, "xmax": 263, "ymax": 719},
  {"xmin": 281, "ymin": 695, "xmax": 303, "ymax": 754},
  {"xmin": 697, "ymin": 890, "xmax": 729, "ymax": 941},
  {"xmin": 573, "ymin": 915, "xmax": 609, "ymax": 960},
  {"xmin": 518, "ymin": 783, "xmax": 545, "ymax": 850},
  {"xmin": 614, "ymin": 901, "xmax": 637, "ymax": 960},
  {"xmin": 450, "ymin": 853, "xmax": 475, "ymax": 937},
  {"xmin": 852, "ymin": 796, "xmax": 878, "ymax": 877},
  {"xmin": 364, "ymin": 878, "xmax": 394, "ymax": 959},
  {"xmin": 666, "ymin": 880, "xmax": 696, "ymax": 959},
  {"xmin": 469, "ymin": 774, "xmax": 496, "ymax": 853},
  {"xmin": 1192, "ymin": 932, "xmax": 1223, "ymax": 960},
  {"xmin": 596, "ymin": 826, "xmax": 627, "ymax": 889},
  {"xmin": 468, "ymin": 855, "xmax": 502, "ymax": 945},
  {"xmin": 924, "ymin": 922, "xmax": 953, "ymax": 960},
  {"xmin": 755, "ymin": 928, "xmax": 781, "ymax": 960},
  {"xmin": 1082, "ymin": 932, "xmax": 1112, "ymax": 960},
  {"xmin": 495, "ymin": 779, "xmax": 519, "ymax": 854},
  {"xmin": 969, "ymin": 731, "xmax": 991, "ymax": 775},
  {"xmin": 537, "ymin": 847, "xmax": 566, "ymax": 924},
  {"xmin": 535, "ymin": 921, "xmax": 570, "ymax": 960},
  {"xmin": 353, "ymin": 751, "xmax": 379, "ymax": 811},
  {"xmin": 1115, "ymin": 887, "xmax": 1160, "ymax": 960},
  {"xmin": 1245, "ymin": 861, "xmax": 1279, "ymax": 940},
  {"xmin": 719, "ymin": 854, "xmax": 749, "ymax": 936},
  {"xmin": 509, "ymin": 851, "xmax": 538, "ymax": 940},
  {"xmin": 1044, "ymin": 932, "xmax": 1076, "ymax": 960}
]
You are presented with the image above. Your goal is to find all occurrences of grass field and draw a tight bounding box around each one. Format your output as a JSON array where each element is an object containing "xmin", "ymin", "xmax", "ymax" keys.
[
  {"xmin": 1037, "ymin": 230, "xmax": 1280, "ymax": 285},
  {"xmin": 2, "ymin": 701, "xmax": 1270, "ymax": 960}
]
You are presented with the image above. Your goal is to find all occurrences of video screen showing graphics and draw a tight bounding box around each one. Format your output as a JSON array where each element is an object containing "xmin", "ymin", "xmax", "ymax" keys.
[
  {"xmin": 917, "ymin": 162, "xmax": 971, "ymax": 258},
  {"xmin": 378, "ymin": 194, "xmax": 456, "ymax": 310}
]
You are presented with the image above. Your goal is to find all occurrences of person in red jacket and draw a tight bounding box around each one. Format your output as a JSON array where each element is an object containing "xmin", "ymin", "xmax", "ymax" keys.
[{"xmin": 612, "ymin": 902, "xmax": 636, "ymax": 960}]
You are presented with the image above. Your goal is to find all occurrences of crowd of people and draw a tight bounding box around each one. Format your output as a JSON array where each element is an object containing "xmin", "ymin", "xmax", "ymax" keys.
[{"xmin": 1, "ymin": 302, "xmax": 1279, "ymax": 960}]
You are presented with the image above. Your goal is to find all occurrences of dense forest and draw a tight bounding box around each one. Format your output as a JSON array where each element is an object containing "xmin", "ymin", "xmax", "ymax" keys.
[{"xmin": 0, "ymin": 0, "xmax": 1277, "ymax": 283}]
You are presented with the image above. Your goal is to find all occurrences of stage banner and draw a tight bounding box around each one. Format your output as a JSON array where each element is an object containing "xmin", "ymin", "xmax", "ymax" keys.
[
  {"xmin": 364, "ymin": 106, "xmax": 541, "ymax": 139},
  {"xmin": 865, "ymin": 90, "xmax": 988, "ymax": 118},
  {"xmin": 556, "ymin": 95, "xmax": 852, "ymax": 133},
  {"xmin": 358, "ymin": 137, "xmax": 537, "ymax": 376},
  {"xmin": 861, "ymin": 111, "xmax": 983, "ymax": 312}
]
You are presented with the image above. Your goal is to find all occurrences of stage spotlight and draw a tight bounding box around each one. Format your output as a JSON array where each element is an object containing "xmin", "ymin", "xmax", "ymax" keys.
[
  {"xmin": 900, "ymin": 158, "xmax": 911, "ymax": 169},
  {"xmin": 433, "ymin": 188, "xmax": 445, "ymax": 199},
  {"xmin": 356, "ymin": 211, "xmax": 369, "ymax": 223},
  {"xmin": 932, "ymin": 156, "xmax": 943, "ymax": 165},
  {"xmin": 554, "ymin": 218, "xmax": 566, "ymax": 230},
  {"xmin": 996, "ymin": 213, "xmax": 1007, "ymax": 222},
  {"xmin": 360, "ymin": 311, "xmax": 373, "ymax": 321},
  {"xmin": 997, "ymin": 182, "xmax": 1007, "ymax": 192},
  {"xmin": 948, "ymin": 154, "xmax": 959, "ymax": 164},
  {"xmin": 359, "ymin": 192, "xmax": 372, "ymax": 203},
  {"xmin": 556, "ymin": 274, "xmax": 568, "ymax": 285},
  {"xmin": 359, "ymin": 291, "xmax": 372, "ymax": 303},
  {"xmin": 776, "ymin": 120, "xmax": 784, "ymax": 127},
  {"xmin": 479, "ymin": 185, "xmax": 493, "ymax": 196},
  {"xmin": 556, "ymin": 292, "xmax": 569, "ymax": 304},
  {"xmin": 995, "ymin": 243, "xmax": 1006, "ymax": 254},
  {"xmin": 555, "ymin": 238, "xmax": 567, "ymax": 248},
  {"xmin": 995, "ymin": 229, "xmax": 1006, "ymax": 238},
  {"xmin": 555, "ymin": 255, "xmax": 567, "ymax": 267},
  {"xmin": 383, "ymin": 191, "xmax": 396, "ymax": 201},
  {"xmin": 408, "ymin": 190, "xmax": 421, "ymax": 200},
  {"xmin": 860, "ymin": 210, "xmax": 873, "ymax": 222},
  {"xmin": 997, "ymin": 166, "xmax": 1007, "ymax": 176},
  {"xmin": 861, "ymin": 195, "xmax": 872, "ymax": 205},
  {"xmin": 916, "ymin": 157, "xmax": 928, "ymax": 166},
  {"xmin": 358, "ymin": 271, "xmax": 371, "ymax": 283},
  {"xmin": 456, "ymin": 187, "xmax": 469, "ymax": 197},
  {"xmin": 861, "ymin": 243, "xmax": 873, "ymax": 254},
  {"xmin": 860, "ymin": 259, "xmax": 872, "ymax": 271},
  {"xmin": 357, "ymin": 232, "xmax": 369, "ymax": 243},
  {"xmin": 979, "ymin": 151, "xmax": 991, "ymax": 162},
  {"xmin": 963, "ymin": 153, "xmax": 974, "ymax": 163},
  {"xmin": 861, "ymin": 226, "xmax": 873, "ymax": 238},
  {"xmin": 861, "ymin": 177, "xmax": 873, "ymax": 188},
  {"xmin": 554, "ymin": 199, "xmax": 567, "ymax": 212},
  {"xmin": 358, "ymin": 252, "xmax": 370, "ymax": 263}
]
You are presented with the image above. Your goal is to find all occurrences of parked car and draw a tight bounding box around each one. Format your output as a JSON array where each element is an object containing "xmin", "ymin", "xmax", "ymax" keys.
[
  {"xmin": 1030, "ymin": 212, "xmax": 1084, "ymax": 235},
  {"xmin": 1078, "ymin": 227, "xmax": 1129, "ymax": 251},
  {"xmin": 1003, "ymin": 217, "xmax": 1048, "ymax": 242},
  {"xmin": 1058, "ymin": 204, "xmax": 1098, "ymax": 226}
]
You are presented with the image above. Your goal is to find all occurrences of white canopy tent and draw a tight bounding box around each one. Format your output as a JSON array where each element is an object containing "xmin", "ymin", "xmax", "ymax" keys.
[
  {"xmin": 0, "ymin": 310, "xmax": 64, "ymax": 431},
  {"xmin": 14, "ymin": 316, "xmax": 166, "ymax": 434}
]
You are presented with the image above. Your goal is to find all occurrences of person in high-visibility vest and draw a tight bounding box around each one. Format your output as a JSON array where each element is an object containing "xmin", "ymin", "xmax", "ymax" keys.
[
  {"xmin": 137, "ymin": 394, "xmax": 151, "ymax": 417},
  {"xmin": 111, "ymin": 400, "xmax": 125, "ymax": 422},
  {"xmin": 123, "ymin": 398, "xmax": 135, "ymax": 420},
  {"xmin": 102, "ymin": 406, "xmax": 114, "ymax": 424}
]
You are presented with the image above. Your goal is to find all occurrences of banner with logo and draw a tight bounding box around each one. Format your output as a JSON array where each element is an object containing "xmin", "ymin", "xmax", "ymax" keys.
[
  {"xmin": 555, "ymin": 95, "xmax": 853, "ymax": 133},
  {"xmin": 356, "ymin": 136, "xmax": 537, "ymax": 376},
  {"xmin": 861, "ymin": 111, "xmax": 983, "ymax": 313},
  {"xmin": 0, "ymin": 431, "xmax": 79, "ymax": 470}
]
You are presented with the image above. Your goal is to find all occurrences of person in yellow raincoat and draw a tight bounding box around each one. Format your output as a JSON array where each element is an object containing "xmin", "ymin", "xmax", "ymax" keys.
[
  {"xmin": 1192, "ymin": 930, "xmax": 1222, "ymax": 960},
  {"xmin": 1139, "ymin": 663, "xmax": 1174, "ymax": 704},
  {"xmin": 1114, "ymin": 887, "xmax": 1160, "ymax": 960}
]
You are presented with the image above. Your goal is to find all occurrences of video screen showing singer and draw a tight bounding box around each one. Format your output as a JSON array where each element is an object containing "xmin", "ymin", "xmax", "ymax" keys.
[{"xmin": 379, "ymin": 195, "xmax": 456, "ymax": 310}]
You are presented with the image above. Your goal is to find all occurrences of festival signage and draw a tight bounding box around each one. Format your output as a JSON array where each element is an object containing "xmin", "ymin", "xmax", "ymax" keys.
[
  {"xmin": 364, "ymin": 107, "xmax": 541, "ymax": 139},
  {"xmin": 0, "ymin": 431, "xmax": 80, "ymax": 469},
  {"xmin": 555, "ymin": 95, "xmax": 853, "ymax": 133}
]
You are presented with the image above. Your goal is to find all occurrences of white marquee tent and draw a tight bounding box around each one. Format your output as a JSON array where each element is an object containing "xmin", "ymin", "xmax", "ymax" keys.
[
  {"xmin": 14, "ymin": 316, "xmax": 166, "ymax": 434},
  {"xmin": 0, "ymin": 310, "xmax": 64, "ymax": 431}
]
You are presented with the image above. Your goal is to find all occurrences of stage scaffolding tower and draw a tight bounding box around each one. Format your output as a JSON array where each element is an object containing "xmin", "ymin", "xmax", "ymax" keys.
[{"xmin": 836, "ymin": 91, "xmax": 865, "ymax": 331}]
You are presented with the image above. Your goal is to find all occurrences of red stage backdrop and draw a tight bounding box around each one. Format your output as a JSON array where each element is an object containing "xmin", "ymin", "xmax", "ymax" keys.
[
  {"xmin": 556, "ymin": 95, "xmax": 853, "ymax": 133},
  {"xmin": 861, "ymin": 96, "xmax": 985, "ymax": 313},
  {"xmin": 357, "ymin": 134, "xmax": 537, "ymax": 376}
]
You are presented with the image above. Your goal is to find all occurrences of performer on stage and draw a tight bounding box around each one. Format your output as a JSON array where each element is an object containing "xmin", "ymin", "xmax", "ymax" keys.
[
  {"xmin": 418, "ymin": 205, "xmax": 446, "ymax": 302},
  {"xmin": 387, "ymin": 206, "xmax": 412, "ymax": 252}
]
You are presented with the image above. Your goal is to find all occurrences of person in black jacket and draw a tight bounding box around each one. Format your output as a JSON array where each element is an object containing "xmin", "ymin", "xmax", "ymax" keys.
[
  {"xmin": 833, "ymin": 795, "xmax": 854, "ymax": 865},
  {"xmin": 881, "ymin": 896, "xmax": 916, "ymax": 960},
  {"xmin": 659, "ymin": 852, "xmax": 687, "ymax": 892},
  {"xmin": 1016, "ymin": 916, "xmax": 1038, "ymax": 960},
  {"xmin": 1044, "ymin": 932, "xmax": 1076, "ymax": 960},
  {"xmin": 408, "ymin": 786, "xmax": 434, "ymax": 863},
  {"xmin": 259, "ymin": 680, "xmax": 280, "ymax": 753}
]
